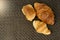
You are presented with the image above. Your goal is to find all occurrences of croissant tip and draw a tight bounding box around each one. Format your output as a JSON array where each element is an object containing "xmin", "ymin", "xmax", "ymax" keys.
[
  {"xmin": 51, "ymin": 21, "xmax": 54, "ymax": 25},
  {"xmin": 45, "ymin": 30, "xmax": 51, "ymax": 35}
]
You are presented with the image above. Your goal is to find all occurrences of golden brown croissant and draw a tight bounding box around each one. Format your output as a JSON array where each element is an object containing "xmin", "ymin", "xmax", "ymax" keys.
[
  {"xmin": 22, "ymin": 4, "xmax": 36, "ymax": 21},
  {"xmin": 34, "ymin": 2, "xmax": 55, "ymax": 25},
  {"xmin": 33, "ymin": 20, "xmax": 51, "ymax": 35}
]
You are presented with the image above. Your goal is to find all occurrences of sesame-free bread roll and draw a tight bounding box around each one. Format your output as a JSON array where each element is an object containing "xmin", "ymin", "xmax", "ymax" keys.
[{"xmin": 22, "ymin": 4, "xmax": 36, "ymax": 21}]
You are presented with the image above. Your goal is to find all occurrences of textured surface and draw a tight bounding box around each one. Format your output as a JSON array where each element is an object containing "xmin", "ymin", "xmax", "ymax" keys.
[{"xmin": 0, "ymin": 0, "xmax": 60, "ymax": 40}]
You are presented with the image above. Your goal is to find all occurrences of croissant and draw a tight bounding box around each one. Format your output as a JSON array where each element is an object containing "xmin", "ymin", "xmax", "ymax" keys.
[
  {"xmin": 34, "ymin": 2, "xmax": 55, "ymax": 25},
  {"xmin": 33, "ymin": 20, "xmax": 51, "ymax": 35},
  {"xmin": 22, "ymin": 4, "xmax": 36, "ymax": 21}
]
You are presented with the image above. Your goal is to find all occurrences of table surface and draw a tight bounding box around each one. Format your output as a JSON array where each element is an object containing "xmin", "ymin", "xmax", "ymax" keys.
[{"xmin": 0, "ymin": 0, "xmax": 60, "ymax": 40}]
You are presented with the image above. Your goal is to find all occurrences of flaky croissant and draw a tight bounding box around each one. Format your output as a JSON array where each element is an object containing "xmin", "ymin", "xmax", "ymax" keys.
[
  {"xmin": 33, "ymin": 20, "xmax": 51, "ymax": 35},
  {"xmin": 34, "ymin": 2, "xmax": 55, "ymax": 25}
]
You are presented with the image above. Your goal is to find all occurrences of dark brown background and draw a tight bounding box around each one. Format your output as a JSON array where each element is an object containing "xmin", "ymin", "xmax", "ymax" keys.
[{"xmin": 0, "ymin": 0, "xmax": 60, "ymax": 40}]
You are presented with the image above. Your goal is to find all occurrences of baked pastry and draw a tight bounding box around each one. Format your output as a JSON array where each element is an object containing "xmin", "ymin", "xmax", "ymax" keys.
[
  {"xmin": 33, "ymin": 20, "xmax": 51, "ymax": 35},
  {"xmin": 22, "ymin": 4, "xmax": 36, "ymax": 21},
  {"xmin": 34, "ymin": 2, "xmax": 55, "ymax": 25}
]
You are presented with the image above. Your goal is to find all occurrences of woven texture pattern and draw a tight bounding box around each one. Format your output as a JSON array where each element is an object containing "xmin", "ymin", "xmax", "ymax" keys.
[{"xmin": 0, "ymin": 0, "xmax": 60, "ymax": 40}]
